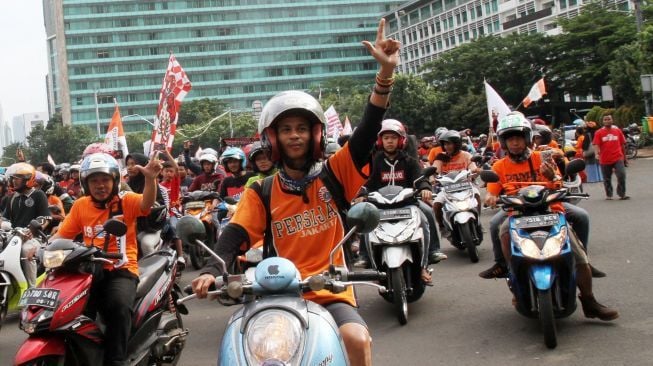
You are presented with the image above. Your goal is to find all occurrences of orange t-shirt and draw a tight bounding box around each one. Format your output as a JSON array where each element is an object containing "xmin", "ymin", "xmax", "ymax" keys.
[
  {"xmin": 548, "ymin": 140, "xmax": 560, "ymax": 149},
  {"xmin": 427, "ymin": 146, "xmax": 443, "ymax": 164},
  {"xmin": 486, "ymin": 151, "xmax": 563, "ymax": 212},
  {"xmin": 575, "ymin": 135, "xmax": 585, "ymax": 156},
  {"xmin": 56, "ymin": 192, "xmax": 148, "ymax": 276},
  {"xmin": 433, "ymin": 151, "xmax": 476, "ymax": 174},
  {"xmin": 47, "ymin": 195, "xmax": 65, "ymax": 218},
  {"xmin": 231, "ymin": 143, "xmax": 366, "ymax": 307}
]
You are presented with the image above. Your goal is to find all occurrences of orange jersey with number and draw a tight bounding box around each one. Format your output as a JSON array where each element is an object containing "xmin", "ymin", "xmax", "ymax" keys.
[
  {"xmin": 231, "ymin": 143, "xmax": 367, "ymax": 307},
  {"xmin": 56, "ymin": 192, "xmax": 148, "ymax": 276}
]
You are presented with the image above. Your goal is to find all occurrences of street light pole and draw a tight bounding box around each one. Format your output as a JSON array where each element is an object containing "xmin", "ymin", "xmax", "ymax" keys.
[
  {"xmin": 229, "ymin": 110, "xmax": 233, "ymax": 138},
  {"xmin": 122, "ymin": 114, "xmax": 155, "ymax": 127},
  {"xmin": 94, "ymin": 89, "xmax": 101, "ymax": 138}
]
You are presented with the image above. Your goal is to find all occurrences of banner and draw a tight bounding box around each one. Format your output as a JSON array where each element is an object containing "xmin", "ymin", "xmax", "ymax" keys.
[
  {"xmin": 324, "ymin": 105, "xmax": 343, "ymax": 139},
  {"xmin": 150, "ymin": 53, "xmax": 192, "ymax": 154},
  {"xmin": 522, "ymin": 78, "xmax": 546, "ymax": 108},
  {"xmin": 104, "ymin": 104, "xmax": 129, "ymax": 162},
  {"xmin": 484, "ymin": 81, "xmax": 512, "ymax": 131}
]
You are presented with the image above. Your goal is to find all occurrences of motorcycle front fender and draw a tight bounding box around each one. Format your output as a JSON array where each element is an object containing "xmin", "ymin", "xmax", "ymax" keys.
[
  {"xmin": 529, "ymin": 263, "xmax": 555, "ymax": 291},
  {"xmin": 219, "ymin": 319, "xmax": 247, "ymax": 366},
  {"xmin": 453, "ymin": 211, "xmax": 476, "ymax": 224},
  {"xmin": 382, "ymin": 245, "xmax": 413, "ymax": 269},
  {"xmin": 14, "ymin": 337, "xmax": 65, "ymax": 365}
]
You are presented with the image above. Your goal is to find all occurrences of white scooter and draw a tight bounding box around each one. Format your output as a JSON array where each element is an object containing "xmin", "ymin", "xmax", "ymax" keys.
[{"xmin": 436, "ymin": 170, "xmax": 483, "ymax": 263}]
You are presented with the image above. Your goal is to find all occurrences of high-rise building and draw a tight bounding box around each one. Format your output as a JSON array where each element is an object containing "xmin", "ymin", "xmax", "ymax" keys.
[
  {"xmin": 44, "ymin": 0, "xmax": 403, "ymax": 132},
  {"xmin": 385, "ymin": 0, "xmax": 631, "ymax": 74},
  {"xmin": 11, "ymin": 112, "xmax": 49, "ymax": 145}
]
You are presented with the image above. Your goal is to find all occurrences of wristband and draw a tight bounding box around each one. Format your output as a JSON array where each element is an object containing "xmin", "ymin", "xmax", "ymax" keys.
[{"xmin": 373, "ymin": 86, "xmax": 391, "ymax": 95}]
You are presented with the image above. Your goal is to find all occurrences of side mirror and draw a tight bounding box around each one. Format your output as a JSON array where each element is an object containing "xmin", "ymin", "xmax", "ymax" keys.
[
  {"xmin": 479, "ymin": 170, "xmax": 500, "ymax": 183},
  {"xmin": 346, "ymin": 202, "xmax": 380, "ymax": 234},
  {"xmin": 565, "ymin": 159, "xmax": 586, "ymax": 176},
  {"xmin": 470, "ymin": 155, "xmax": 483, "ymax": 164},
  {"xmin": 222, "ymin": 196, "xmax": 237, "ymax": 205},
  {"xmin": 176, "ymin": 216, "xmax": 207, "ymax": 245},
  {"xmin": 104, "ymin": 219, "xmax": 127, "ymax": 237},
  {"xmin": 29, "ymin": 220, "xmax": 42, "ymax": 231},
  {"xmin": 421, "ymin": 166, "xmax": 437, "ymax": 177}
]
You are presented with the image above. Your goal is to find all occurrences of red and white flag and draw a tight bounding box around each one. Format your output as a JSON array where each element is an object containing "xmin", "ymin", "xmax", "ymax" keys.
[
  {"xmin": 47, "ymin": 154, "xmax": 56, "ymax": 166},
  {"xmin": 104, "ymin": 104, "xmax": 129, "ymax": 163},
  {"xmin": 522, "ymin": 78, "xmax": 546, "ymax": 108},
  {"xmin": 324, "ymin": 105, "xmax": 343, "ymax": 139},
  {"xmin": 150, "ymin": 53, "xmax": 192, "ymax": 154},
  {"xmin": 341, "ymin": 115, "xmax": 353, "ymax": 136}
]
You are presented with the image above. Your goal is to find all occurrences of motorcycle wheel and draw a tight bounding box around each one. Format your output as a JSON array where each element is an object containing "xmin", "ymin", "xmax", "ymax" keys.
[
  {"xmin": 0, "ymin": 302, "xmax": 6, "ymax": 333},
  {"xmin": 537, "ymin": 289, "xmax": 557, "ymax": 349},
  {"xmin": 626, "ymin": 145, "xmax": 637, "ymax": 159},
  {"xmin": 20, "ymin": 356, "xmax": 65, "ymax": 366},
  {"xmin": 390, "ymin": 267, "xmax": 408, "ymax": 325},
  {"xmin": 460, "ymin": 222, "xmax": 479, "ymax": 263}
]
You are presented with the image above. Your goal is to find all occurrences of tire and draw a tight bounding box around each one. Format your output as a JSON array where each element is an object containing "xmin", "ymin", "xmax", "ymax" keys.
[
  {"xmin": 20, "ymin": 356, "xmax": 65, "ymax": 366},
  {"xmin": 0, "ymin": 302, "xmax": 6, "ymax": 334},
  {"xmin": 390, "ymin": 267, "xmax": 408, "ymax": 325},
  {"xmin": 459, "ymin": 222, "xmax": 479, "ymax": 263},
  {"xmin": 537, "ymin": 289, "xmax": 557, "ymax": 349},
  {"xmin": 626, "ymin": 144, "xmax": 637, "ymax": 160}
]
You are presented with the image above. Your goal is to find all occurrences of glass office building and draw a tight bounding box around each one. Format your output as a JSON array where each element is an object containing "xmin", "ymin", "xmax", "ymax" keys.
[{"xmin": 44, "ymin": 0, "xmax": 403, "ymax": 131}]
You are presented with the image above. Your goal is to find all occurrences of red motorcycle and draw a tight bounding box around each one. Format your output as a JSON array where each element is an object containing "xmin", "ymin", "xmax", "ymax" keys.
[{"xmin": 14, "ymin": 219, "xmax": 188, "ymax": 365}]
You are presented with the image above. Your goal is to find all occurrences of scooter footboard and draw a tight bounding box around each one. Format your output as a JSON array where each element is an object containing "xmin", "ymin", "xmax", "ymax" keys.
[{"xmin": 14, "ymin": 337, "xmax": 65, "ymax": 365}]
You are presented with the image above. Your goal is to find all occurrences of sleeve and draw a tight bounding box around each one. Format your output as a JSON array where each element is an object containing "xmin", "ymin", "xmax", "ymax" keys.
[
  {"xmin": 618, "ymin": 129, "xmax": 626, "ymax": 145},
  {"xmin": 55, "ymin": 201, "xmax": 82, "ymax": 239},
  {"xmin": 575, "ymin": 135, "xmax": 584, "ymax": 150},
  {"xmin": 35, "ymin": 192, "xmax": 51, "ymax": 219},
  {"xmin": 486, "ymin": 160, "xmax": 504, "ymax": 196},
  {"xmin": 229, "ymin": 187, "xmax": 266, "ymax": 246},
  {"xmin": 406, "ymin": 157, "xmax": 429, "ymax": 191},
  {"xmin": 428, "ymin": 148, "xmax": 438, "ymax": 164},
  {"xmin": 184, "ymin": 150, "xmax": 201, "ymax": 175},
  {"xmin": 122, "ymin": 192, "xmax": 148, "ymax": 217},
  {"xmin": 346, "ymin": 101, "xmax": 387, "ymax": 170},
  {"xmin": 188, "ymin": 176, "xmax": 201, "ymax": 192},
  {"xmin": 592, "ymin": 130, "xmax": 601, "ymax": 146},
  {"xmin": 327, "ymin": 147, "xmax": 369, "ymax": 202}
]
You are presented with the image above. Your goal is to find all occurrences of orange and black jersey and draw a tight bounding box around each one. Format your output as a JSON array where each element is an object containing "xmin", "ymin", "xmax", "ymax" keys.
[{"xmin": 202, "ymin": 102, "xmax": 386, "ymax": 307}]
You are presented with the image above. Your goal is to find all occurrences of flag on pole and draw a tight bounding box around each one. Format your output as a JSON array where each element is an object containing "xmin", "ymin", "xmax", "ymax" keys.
[
  {"xmin": 194, "ymin": 146, "xmax": 203, "ymax": 159},
  {"xmin": 47, "ymin": 154, "xmax": 56, "ymax": 166},
  {"xmin": 341, "ymin": 116, "xmax": 353, "ymax": 136},
  {"xmin": 324, "ymin": 105, "xmax": 343, "ymax": 139},
  {"xmin": 150, "ymin": 53, "xmax": 192, "ymax": 154},
  {"xmin": 104, "ymin": 104, "xmax": 129, "ymax": 162},
  {"xmin": 484, "ymin": 80, "xmax": 512, "ymax": 130},
  {"xmin": 522, "ymin": 78, "xmax": 546, "ymax": 108}
]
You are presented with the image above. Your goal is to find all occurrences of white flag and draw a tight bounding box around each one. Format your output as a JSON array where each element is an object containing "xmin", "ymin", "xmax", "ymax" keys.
[
  {"xmin": 324, "ymin": 105, "xmax": 343, "ymax": 138},
  {"xmin": 484, "ymin": 81, "xmax": 512, "ymax": 130},
  {"xmin": 47, "ymin": 154, "xmax": 56, "ymax": 166},
  {"xmin": 522, "ymin": 78, "xmax": 546, "ymax": 108}
]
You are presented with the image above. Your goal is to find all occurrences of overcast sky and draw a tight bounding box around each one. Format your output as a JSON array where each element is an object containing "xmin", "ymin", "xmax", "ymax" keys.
[{"xmin": 0, "ymin": 2, "xmax": 49, "ymax": 122}]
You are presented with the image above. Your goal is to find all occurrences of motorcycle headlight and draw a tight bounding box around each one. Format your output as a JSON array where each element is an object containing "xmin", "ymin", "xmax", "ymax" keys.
[
  {"xmin": 244, "ymin": 310, "xmax": 304, "ymax": 365},
  {"xmin": 541, "ymin": 226, "xmax": 567, "ymax": 259},
  {"xmin": 454, "ymin": 200, "xmax": 472, "ymax": 211},
  {"xmin": 42, "ymin": 249, "xmax": 72, "ymax": 269},
  {"xmin": 510, "ymin": 230, "xmax": 541, "ymax": 259}
]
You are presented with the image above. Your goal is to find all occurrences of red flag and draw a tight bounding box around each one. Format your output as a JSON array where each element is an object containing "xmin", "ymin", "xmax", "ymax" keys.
[
  {"xmin": 341, "ymin": 116, "xmax": 353, "ymax": 136},
  {"xmin": 522, "ymin": 78, "xmax": 546, "ymax": 108},
  {"xmin": 150, "ymin": 53, "xmax": 192, "ymax": 153},
  {"xmin": 324, "ymin": 105, "xmax": 342, "ymax": 139},
  {"xmin": 104, "ymin": 104, "xmax": 129, "ymax": 161}
]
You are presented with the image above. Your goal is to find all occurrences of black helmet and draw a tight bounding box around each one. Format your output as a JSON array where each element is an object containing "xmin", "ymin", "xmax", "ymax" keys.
[
  {"xmin": 438, "ymin": 130, "xmax": 462, "ymax": 154},
  {"xmin": 247, "ymin": 141, "xmax": 272, "ymax": 173},
  {"xmin": 534, "ymin": 125, "xmax": 552, "ymax": 145}
]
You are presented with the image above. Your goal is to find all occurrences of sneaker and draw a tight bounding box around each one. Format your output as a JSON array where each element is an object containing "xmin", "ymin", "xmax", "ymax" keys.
[
  {"xmin": 428, "ymin": 252, "xmax": 448, "ymax": 264},
  {"xmin": 478, "ymin": 263, "xmax": 508, "ymax": 279},
  {"xmin": 590, "ymin": 265, "xmax": 607, "ymax": 278},
  {"xmin": 605, "ymin": 196, "xmax": 613, "ymax": 200}
]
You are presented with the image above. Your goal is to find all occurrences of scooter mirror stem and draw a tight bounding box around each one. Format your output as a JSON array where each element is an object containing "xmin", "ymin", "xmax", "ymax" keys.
[
  {"xmin": 194, "ymin": 239, "xmax": 227, "ymax": 274},
  {"xmin": 329, "ymin": 225, "xmax": 359, "ymax": 274}
]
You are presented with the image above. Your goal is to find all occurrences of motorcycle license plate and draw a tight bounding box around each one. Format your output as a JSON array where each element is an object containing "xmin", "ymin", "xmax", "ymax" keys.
[
  {"xmin": 18, "ymin": 288, "xmax": 60, "ymax": 309},
  {"xmin": 380, "ymin": 208, "xmax": 412, "ymax": 221},
  {"xmin": 443, "ymin": 182, "xmax": 472, "ymax": 193},
  {"xmin": 514, "ymin": 214, "xmax": 559, "ymax": 229}
]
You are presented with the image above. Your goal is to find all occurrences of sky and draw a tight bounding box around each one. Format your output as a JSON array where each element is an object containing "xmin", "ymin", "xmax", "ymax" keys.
[{"xmin": 0, "ymin": 2, "xmax": 49, "ymax": 122}]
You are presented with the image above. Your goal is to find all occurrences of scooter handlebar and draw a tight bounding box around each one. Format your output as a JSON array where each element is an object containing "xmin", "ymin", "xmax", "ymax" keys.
[
  {"xmin": 97, "ymin": 252, "xmax": 124, "ymax": 259},
  {"xmin": 343, "ymin": 270, "xmax": 387, "ymax": 282}
]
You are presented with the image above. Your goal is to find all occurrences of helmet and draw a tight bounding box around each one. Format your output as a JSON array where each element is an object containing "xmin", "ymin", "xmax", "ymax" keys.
[
  {"xmin": 534, "ymin": 125, "xmax": 552, "ymax": 145},
  {"xmin": 201, "ymin": 148, "xmax": 219, "ymax": 158},
  {"xmin": 258, "ymin": 90, "xmax": 326, "ymax": 162},
  {"xmin": 83, "ymin": 142, "xmax": 114, "ymax": 158},
  {"xmin": 479, "ymin": 134, "xmax": 488, "ymax": 139},
  {"xmin": 36, "ymin": 173, "xmax": 55, "ymax": 195},
  {"xmin": 438, "ymin": 130, "xmax": 462, "ymax": 153},
  {"xmin": 325, "ymin": 142, "xmax": 341, "ymax": 157},
  {"xmin": 434, "ymin": 127, "xmax": 449, "ymax": 140},
  {"xmin": 248, "ymin": 141, "xmax": 272, "ymax": 173},
  {"xmin": 69, "ymin": 164, "xmax": 81, "ymax": 173},
  {"xmin": 6, "ymin": 163, "xmax": 36, "ymax": 190},
  {"xmin": 376, "ymin": 119, "xmax": 407, "ymax": 149},
  {"xmin": 80, "ymin": 153, "xmax": 121, "ymax": 197},
  {"xmin": 198, "ymin": 154, "xmax": 218, "ymax": 165},
  {"xmin": 220, "ymin": 147, "xmax": 246, "ymax": 171},
  {"xmin": 497, "ymin": 112, "xmax": 532, "ymax": 161}
]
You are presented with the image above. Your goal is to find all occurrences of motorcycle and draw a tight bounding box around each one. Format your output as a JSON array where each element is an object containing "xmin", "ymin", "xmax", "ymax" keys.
[
  {"xmin": 363, "ymin": 167, "xmax": 436, "ymax": 325},
  {"xmin": 176, "ymin": 202, "xmax": 386, "ymax": 365},
  {"xmin": 480, "ymin": 159, "xmax": 588, "ymax": 349},
  {"xmin": 562, "ymin": 158, "xmax": 584, "ymax": 205},
  {"xmin": 180, "ymin": 190, "xmax": 221, "ymax": 269},
  {"xmin": 0, "ymin": 219, "xmax": 48, "ymax": 333},
  {"xmin": 623, "ymin": 127, "xmax": 639, "ymax": 160},
  {"xmin": 14, "ymin": 219, "xmax": 188, "ymax": 365},
  {"xmin": 435, "ymin": 170, "xmax": 483, "ymax": 262}
]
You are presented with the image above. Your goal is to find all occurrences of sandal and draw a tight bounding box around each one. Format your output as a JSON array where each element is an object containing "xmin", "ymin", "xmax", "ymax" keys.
[{"xmin": 421, "ymin": 268, "xmax": 434, "ymax": 287}]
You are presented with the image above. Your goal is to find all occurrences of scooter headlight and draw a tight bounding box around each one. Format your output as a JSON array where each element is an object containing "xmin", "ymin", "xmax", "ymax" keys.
[
  {"xmin": 454, "ymin": 200, "xmax": 472, "ymax": 211},
  {"xmin": 42, "ymin": 249, "xmax": 72, "ymax": 269},
  {"xmin": 510, "ymin": 230, "xmax": 541, "ymax": 259},
  {"xmin": 244, "ymin": 310, "xmax": 304, "ymax": 365},
  {"xmin": 541, "ymin": 226, "xmax": 567, "ymax": 259}
]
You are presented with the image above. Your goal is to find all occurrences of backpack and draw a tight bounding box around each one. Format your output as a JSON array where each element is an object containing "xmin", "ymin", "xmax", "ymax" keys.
[{"xmin": 251, "ymin": 165, "xmax": 350, "ymax": 258}]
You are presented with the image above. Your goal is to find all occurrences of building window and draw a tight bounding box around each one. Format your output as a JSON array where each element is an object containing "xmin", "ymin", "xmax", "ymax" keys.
[
  {"xmin": 98, "ymin": 95, "xmax": 114, "ymax": 104},
  {"xmin": 76, "ymin": 97, "xmax": 83, "ymax": 106},
  {"xmin": 559, "ymin": 0, "xmax": 567, "ymax": 9},
  {"xmin": 97, "ymin": 50, "xmax": 109, "ymax": 59}
]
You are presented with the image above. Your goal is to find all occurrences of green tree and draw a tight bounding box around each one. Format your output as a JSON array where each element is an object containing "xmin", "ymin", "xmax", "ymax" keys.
[
  {"xmin": 177, "ymin": 98, "xmax": 228, "ymax": 125},
  {"xmin": 26, "ymin": 125, "xmax": 97, "ymax": 164},
  {"xmin": 383, "ymin": 74, "xmax": 444, "ymax": 134},
  {"xmin": 46, "ymin": 112, "xmax": 63, "ymax": 130}
]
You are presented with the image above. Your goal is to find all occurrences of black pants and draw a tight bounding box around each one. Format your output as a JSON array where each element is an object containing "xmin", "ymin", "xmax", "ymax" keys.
[
  {"xmin": 89, "ymin": 269, "xmax": 138, "ymax": 366},
  {"xmin": 600, "ymin": 160, "xmax": 627, "ymax": 198}
]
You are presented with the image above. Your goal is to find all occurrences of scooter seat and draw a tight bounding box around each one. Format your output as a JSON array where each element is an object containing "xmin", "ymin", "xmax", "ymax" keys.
[{"xmin": 136, "ymin": 255, "xmax": 169, "ymax": 299}]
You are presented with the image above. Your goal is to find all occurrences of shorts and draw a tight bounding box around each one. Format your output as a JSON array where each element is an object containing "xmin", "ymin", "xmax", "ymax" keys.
[
  {"xmin": 324, "ymin": 302, "xmax": 368, "ymax": 329},
  {"xmin": 433, "ymin": 185, "xmax": 480, "ymax": 204},
  {"xmin": 499, "ymin": 218, "xmax": 588, "ymax": 265}
]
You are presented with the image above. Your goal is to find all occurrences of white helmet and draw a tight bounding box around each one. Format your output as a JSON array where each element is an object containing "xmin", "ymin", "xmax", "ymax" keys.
[{"xmin": 199, "ymin": 154, "xmax": 218, "ymax": 165}]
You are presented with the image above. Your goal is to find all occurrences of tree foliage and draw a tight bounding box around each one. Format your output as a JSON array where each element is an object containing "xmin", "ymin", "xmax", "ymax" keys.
[
  {"xmin": 26, "ymin": 125, "xmax": 97, "ymax": 164},
  {"xmin": 177, "ymin": 98, "xmax": 228, "ymax": 125}
]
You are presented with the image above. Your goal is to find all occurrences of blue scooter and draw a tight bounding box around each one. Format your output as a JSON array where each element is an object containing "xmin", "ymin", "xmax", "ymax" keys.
[
  {"xmin": 480, "ymin": 159, "xmax": 588, "ymax": 349},
  {"xmin": 177, "ymin": 202, "xmax": 387, "ymax": 365}
]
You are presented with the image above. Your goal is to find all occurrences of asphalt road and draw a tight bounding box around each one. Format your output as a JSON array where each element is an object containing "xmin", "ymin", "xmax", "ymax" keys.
[{"xmin": 2, "ymin": 157, "xmax": 653, "ymax": 365}]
